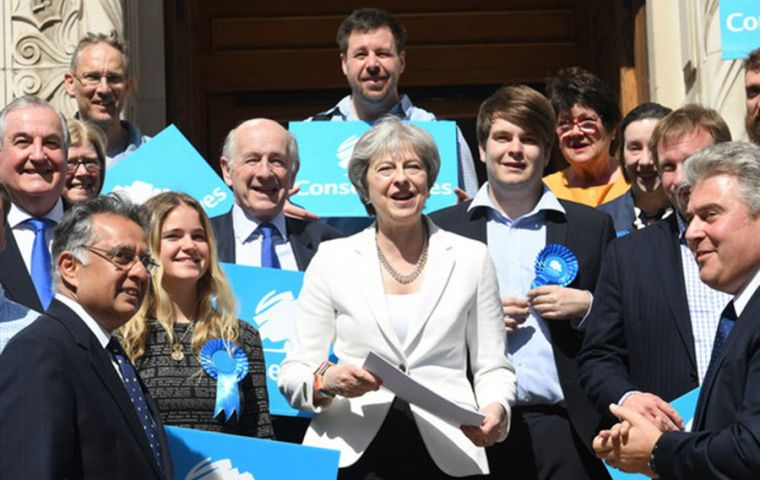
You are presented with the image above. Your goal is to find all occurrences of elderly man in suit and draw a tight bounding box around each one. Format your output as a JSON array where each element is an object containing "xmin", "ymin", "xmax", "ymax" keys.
[
  {"xmin": 578, "ymin": 105, "xmax": 732, "ymax": 435},
  {"xmin": 211, "ymin": 118, "xmax": 342, "ymax": 442},
  {"xmin": 431, "ymin": 85, "xmax": 615, "ymax": 479},
  {"xmin": 211, "ymin": 118, "xmax": 342, "ymax": 271},
  {"xmin": 594, "ymin": 141, "xmax": 760, "ymax": 479},
  {"xmin": 0, "ymin": 95, "xmax": 68, "ymax": 312},
  {"xmin": 0, "ymin": 195, "xmax": 173, "ymax": 479}
]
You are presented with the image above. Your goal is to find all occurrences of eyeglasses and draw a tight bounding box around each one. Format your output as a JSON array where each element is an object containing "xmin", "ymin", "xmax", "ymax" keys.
[
  {"xmin": 66, "ymin": 159, "xmax": 102, "ymax": 173},
  {"xmin": 556, "ymin": 115, "xmax": 601, "ymax": 136},
  {"xmin": 85, "ymin": 245, "xmax": 159, "ymax": 272},
  {"xmin": 74, "ymin": 73, "xmax": 127, "ymax": 88}
]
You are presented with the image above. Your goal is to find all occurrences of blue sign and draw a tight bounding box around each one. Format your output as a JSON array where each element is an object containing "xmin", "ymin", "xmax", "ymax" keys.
[
  {"xmin": 166, "ymin": 426, "xmax": 339, "ymax": 479},
  {"xmin": 220, "ymin": 263, "xmax": 308, "ymax": 418},
  {"xmin": 289, "ymin": 120, "xmax": 458, "ymax": 217},
  {"xmin": 102, "ymin": 124, "xmax": 234, "ymax": 217},
  {"xmin": 720, "ymin": 0, "xmax": 760, "ymax": 60},
  {"xmin": 604, "ymin": 388, "xmax": 700, "ymax": 479}
]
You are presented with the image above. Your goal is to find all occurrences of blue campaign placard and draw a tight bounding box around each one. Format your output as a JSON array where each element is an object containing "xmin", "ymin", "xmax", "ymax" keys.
[
  {"xmin": 604, "ymin": 388, "xmax": 700, "ymax": 479},
  {"xmin": 220, "ymin": 262, "xmax": 309, "ymax": 418},
  {"xmin": 101, "ymin": 124, "xmax": 234, "ymax": 217},
  {"xmin": 289, "ymin": 120, "xmax": 458, "ymax": 217},
  {"xmin": 166, "ymin": 426, "xmax": 339, "ymax": 479},
  {"xmin": 720, "ymin": 0, "xmax": 760, "ymax": 60}
]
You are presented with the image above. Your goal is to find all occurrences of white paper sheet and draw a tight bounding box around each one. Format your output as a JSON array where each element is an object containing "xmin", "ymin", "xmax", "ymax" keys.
[{"xmin": 362, "ymin": 351, "xmax": 485, "ymax": 427}]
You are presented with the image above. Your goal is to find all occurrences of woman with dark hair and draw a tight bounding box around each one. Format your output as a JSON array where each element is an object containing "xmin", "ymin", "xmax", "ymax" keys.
[
  {"xmin": 120, "ymin": 191, "xmax": 273, "ymax": 438},
  {"xmin": 544, "ymin": 67, "xmax": 628, "ymax": 206},
  {"xmin": 598, "ymin": 103, "xmax": 674, "ymax": 235}
]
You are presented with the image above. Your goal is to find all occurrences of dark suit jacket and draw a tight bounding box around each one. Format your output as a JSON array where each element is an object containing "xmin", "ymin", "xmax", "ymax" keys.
[
  {"xmin": 578, "ymin": 215, "xmax": 701, "ymax": 416},
  {"xmin": 597, "ymin": 190, "xmax": 636, "ymax": 235},
  {"xmin": 210, "ymin": 209, "xmax": 344, "ymax": 271},
  {"xmin": 654, "ymin": 288, "xmax": 760, "ymax": 479},
  {"xmin": 430, "ymin": 198, "xmax": 615, "ymax": 449},
  {"xmin": 0, "ymin": 299, "xmax": 173, "ymax": 479},
  {"xmin": 0, "ymin": 224, "xmax": 43, "ymax": 311}
]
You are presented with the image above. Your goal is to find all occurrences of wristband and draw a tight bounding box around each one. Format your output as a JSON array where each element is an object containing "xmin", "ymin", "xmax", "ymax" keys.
[{"xmin": 648, "ymin": 439, "xmax": 659, "ymax": 476}]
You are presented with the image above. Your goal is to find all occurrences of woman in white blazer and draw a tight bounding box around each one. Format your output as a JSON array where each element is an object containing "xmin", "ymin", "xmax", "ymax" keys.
[{"xmin": 278, "ymin": 117, "xmax": 516, "ymax": 478}]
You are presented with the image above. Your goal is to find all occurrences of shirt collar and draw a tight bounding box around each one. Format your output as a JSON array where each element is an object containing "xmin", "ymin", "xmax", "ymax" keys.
[
  {"xmin": 231, "ymin": 203, "xmax": 288, "ymax": 241},
  {"xmin": 55, "ymin": 293, "xmax": 112, "ymax": 348},
  {"xmin": 8, "ymin": 197, "xmax": 64, "ymax": 229},
  {"xmin": 333, "ymin": 94, "xmax": 412, "ymax": 122},
  {"xmin": 468, "ymin": 182, "xmax": 565, "ymax": 221},
  {"xmin": 733, "ymin": 266, "xmax": 760, "ymax": 317}
]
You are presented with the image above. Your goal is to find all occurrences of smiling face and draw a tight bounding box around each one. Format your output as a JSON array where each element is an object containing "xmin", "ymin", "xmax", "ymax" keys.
[
  {"xmin": 556, "ymin": 104, "xmax": 613, "ymax": 170},
  {"xmin": 158, "ymin": 203, "xmax": 209, "ymax": 289},
  {"xmin": 64, "ymin": 42, "xmax": 130, "ymax": 127},
  {"xmin": 623, "ymin": 118, "xmax": 661, "ymax": 194},
  {"xmin": 481, "ymin": 118, "xmax": 548, "ymax": 199},
  {"xmin": 657, "ymin": 128, "xmax": 715, "ymax": 214},
  {"xmin": 0, "ymin": 106, "xmax": 66, "ymax": 215},
  {"xmin": 686, "ymin": 174, "xmax": 760, "ymax": 294},
  {"xmin": 68, "ymin": 213, "xmax": 149, "ymax": 332},
  {"xmin": 341, "ymin": 27, "xmax": 405, "ymax": 110},
  {"xmin": 63, "ymin": 138, "xmax": 102, "ymax": 204},
  {"xmin": 221, "ymin": 120, "xmax": 295, "ymax": 223},
  {"xmin": 366, "ymin": 147, "xmax": 429, "ymax": 227}
]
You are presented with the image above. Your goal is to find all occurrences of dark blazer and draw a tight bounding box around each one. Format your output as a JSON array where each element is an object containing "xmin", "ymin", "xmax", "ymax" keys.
[
  {"xmin": 654, "ymin": 288, "xmax": 760, "ymax": 479},
  {"xmin": 0, "ymin": 299, "xmax": 173, "ymax": 479},
  {"xmin": 430, "ymin": 198, "xmax": 615, "ymax": 448},
  {"xmin": 597, "ymin": 190, "xmax": 636, "ymax": 235},
  {"xmin": 0, "ymin": 223, "xmax": 43, "ymax": 311},
  {"xmin": 210, "ymin": 209, "xmax": 344, "ymax": 271},
  {"xmin": 578, "ymin": 215, "xmax": 702, "ymax": 416}
]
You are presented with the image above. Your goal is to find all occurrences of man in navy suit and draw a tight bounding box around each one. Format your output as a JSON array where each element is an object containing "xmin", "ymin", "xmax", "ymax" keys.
[
  {"xmin": 211, "ymin": 118, "xmax": 342, "ymax": 442},
  {"xmin": 594, "ymin": 141, "xmax": 760, "ymax": 479},
  {"xmin": 0, "ymin": 95, "xmax": 68, "ymax": 311},
  {"xmin": 211, "ymin": 118, "xmax": 342, "ymax": 271},
  {"xmin": 431, "ymin": 85, "xmax": 614, "ymax": 479},
  {"xmin": 578, "ymin": 105, "xmax": 732, "ymax": 433},
  {"xmin": 0, "ymin": 195, "xmax": 173, "ymax": 479}
]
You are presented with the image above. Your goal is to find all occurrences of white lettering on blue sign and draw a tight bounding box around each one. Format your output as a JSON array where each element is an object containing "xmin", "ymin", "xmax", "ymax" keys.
[
  {"xmin": 727, "ymin": 12, "xmax": 760, "ymax": 32},
  {"xmin": 267, "ymin": 363, "xmax": 279, "ymax": 382}
]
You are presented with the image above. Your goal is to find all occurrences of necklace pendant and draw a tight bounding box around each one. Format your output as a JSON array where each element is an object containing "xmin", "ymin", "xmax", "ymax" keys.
[{"xmin": 171, "ymin": 344, "xmax": 185, "ymax": 362}]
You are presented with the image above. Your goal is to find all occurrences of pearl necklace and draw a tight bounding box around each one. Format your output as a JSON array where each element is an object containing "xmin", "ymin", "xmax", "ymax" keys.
[{"xmin": 376, "ymin": 223, "xmax": 429, "ymax": 284}]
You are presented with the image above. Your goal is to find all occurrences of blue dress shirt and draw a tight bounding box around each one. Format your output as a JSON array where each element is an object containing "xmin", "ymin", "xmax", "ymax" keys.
[{"xmin": 0, "ymin": 284, "xmax": 40, "ymax": 354}]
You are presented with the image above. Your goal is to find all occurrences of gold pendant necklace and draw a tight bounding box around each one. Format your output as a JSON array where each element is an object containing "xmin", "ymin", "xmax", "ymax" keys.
[{"xmin": 170, "ymin": 322, "xmax": 194, "ymax": 362}]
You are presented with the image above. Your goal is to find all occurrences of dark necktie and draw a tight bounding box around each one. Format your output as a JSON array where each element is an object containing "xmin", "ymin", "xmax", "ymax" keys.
[
  {"xmin": 702, "ymin": 301, "xmax": 737, "ymax": 387},
  {"xmin": 25, "ymin": 218, "xmax": 53, "ymax": 309},
  {"xmin": 106, "ymin": 338, "xmax": 165, "ymax": 475},
  {"xmin": 259, "ymin": 223, "xmax": 281, "ymax": 269}
]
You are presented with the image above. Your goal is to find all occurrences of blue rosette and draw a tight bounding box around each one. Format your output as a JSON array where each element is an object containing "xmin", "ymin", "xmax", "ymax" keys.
[
  {"xmin": 530, "ymin": 244, "xmax": 579, "ymax": 289},
  {"xmin": 199, "ymin": 339, "xmax": 249, "ymax": 421}
]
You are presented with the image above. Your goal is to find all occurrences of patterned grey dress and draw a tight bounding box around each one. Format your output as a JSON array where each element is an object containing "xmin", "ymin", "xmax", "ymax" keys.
[{"xmin": 135, "ymin": 319, "xmax": 274, "ymax": 438}]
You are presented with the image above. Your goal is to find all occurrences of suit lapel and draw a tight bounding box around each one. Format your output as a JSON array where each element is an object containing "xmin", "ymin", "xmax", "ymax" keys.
[
  {"xmin": 404, "ymin": 223, "xmax": 455, "ymax": 350},
  {"xmin": 352, "ymin": 228, "xmax": 405, "ymax": 357},
  {"xmin": 0, "ymin": 224, "xmax": 42, "ymax": 311},
  {"xmin": 287, "ymin": 218, "xmax": 316, "ymax": 271},
  {"xmin": 49, "ymin": 301, "xmax": 164, "ymax": 478},
  {"xmin": 651, "ymin": 218, "xmax": 697, "ymax": 371},
  {"xmin": 694, "ymin": 288, "xmax": 760, "ymax": 428},
  {"xmin": 211, "ymin": 210, "xmax": 236, "ymax": 264}
]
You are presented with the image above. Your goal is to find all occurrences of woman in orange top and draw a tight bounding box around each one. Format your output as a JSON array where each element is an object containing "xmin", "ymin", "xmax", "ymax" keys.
[{"xmin": 543, "ymin": 67, "xmax": 629, "ymax": 207}]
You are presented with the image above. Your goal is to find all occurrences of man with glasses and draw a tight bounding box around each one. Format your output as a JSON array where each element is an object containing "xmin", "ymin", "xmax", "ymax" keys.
[
  {"xmin": 0, "ymin": 194, "xmax": 173, "ymax": 479},
  {"xmin": 64, "ymin": 31, "xmax": 148, "ymax": 168},
  {"xmin": 0, "ymin": 95, "xmax": 68, "ymax": 312}
]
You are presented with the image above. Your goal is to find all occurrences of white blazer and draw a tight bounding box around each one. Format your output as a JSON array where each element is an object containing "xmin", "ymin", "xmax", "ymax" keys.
[{"xmin": 278, "ymin": 219, "xmax": 516, "ymax": 477}]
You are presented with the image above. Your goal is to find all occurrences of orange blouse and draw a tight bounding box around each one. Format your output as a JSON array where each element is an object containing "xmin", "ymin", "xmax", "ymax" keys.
[{"xmin": 543, "ymin": 170, "xmax": 630, "ymax": 207}]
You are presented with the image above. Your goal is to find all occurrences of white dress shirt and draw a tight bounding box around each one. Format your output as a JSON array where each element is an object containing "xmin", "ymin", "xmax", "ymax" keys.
[
  {"xmin": 7, "ymin": 199, "xmax": 64, "ymax": 274},
  {"xmin": 231, "ymin": 204, "xmax": 298, "ymax": 271}
]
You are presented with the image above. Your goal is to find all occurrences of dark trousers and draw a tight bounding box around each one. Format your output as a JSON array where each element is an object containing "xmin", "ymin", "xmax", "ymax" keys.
[
  {"xmin": 340, "ymin": 398, "xmax": 487, "ymax": 480},
  {"xmin": 486, "ymin": 405, "xmax": 609, "ymax": 480}
]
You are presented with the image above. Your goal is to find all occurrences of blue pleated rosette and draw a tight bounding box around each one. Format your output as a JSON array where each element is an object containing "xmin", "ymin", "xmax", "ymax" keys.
[
  {"xmin": 531, "ymin": 244, "xmax": 579, "ymax": 289},
  {"xmin": 199, "ymin": 339, "xmax": 248, "ymax": 421}
]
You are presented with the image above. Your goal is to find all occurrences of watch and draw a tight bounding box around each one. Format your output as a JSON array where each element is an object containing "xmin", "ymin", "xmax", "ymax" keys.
[
  {"xmin": 313, "ymin": 361, "xmax": 336, "ymax": 399},
  {"xmin": 648, "ymin": 439, "xmax": 659, "ymax": 477}
]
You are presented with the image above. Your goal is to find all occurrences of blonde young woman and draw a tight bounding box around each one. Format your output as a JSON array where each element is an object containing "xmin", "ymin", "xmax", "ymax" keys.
[{"xmin": 120, "ymin": 192, "xmax": 273, "ymax": 438}]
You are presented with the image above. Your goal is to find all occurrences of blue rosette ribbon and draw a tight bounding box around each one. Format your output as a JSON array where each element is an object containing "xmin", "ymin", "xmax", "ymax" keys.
[
  {"xmin": 199, "ymin": 339, "xmax": 248, "ymax": 421},
  {"xmin": 530, "ymin": 244, "xmax": 579, "ymax": 289}
]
